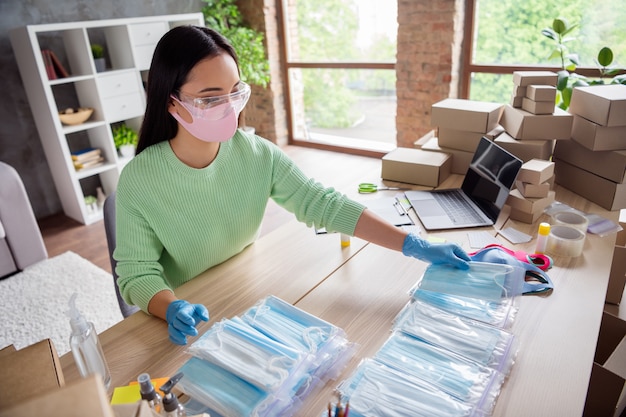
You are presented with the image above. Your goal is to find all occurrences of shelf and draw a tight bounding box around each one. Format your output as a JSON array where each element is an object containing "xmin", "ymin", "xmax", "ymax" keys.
[{"xmin": 10, "ymin": 13, "xmax": 205, "ymax": 225}]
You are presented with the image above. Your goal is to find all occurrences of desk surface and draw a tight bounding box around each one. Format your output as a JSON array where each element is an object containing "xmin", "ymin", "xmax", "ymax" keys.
[{"xmin": 60, "ymin": 181, "xmax": 618, "ymax": 417}]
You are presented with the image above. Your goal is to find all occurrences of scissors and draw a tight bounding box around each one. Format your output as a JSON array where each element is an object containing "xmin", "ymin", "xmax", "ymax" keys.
[{"xmin": 358, "ymin": 183, "xmax": 410, "ymax": 193}]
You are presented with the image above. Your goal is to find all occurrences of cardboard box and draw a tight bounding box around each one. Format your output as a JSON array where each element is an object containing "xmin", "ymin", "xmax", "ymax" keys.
[
  {"xmin": 382, "ymin": 147, "xmax": 451, "ymax": 187},
  {"xmin": 510, "ymin": 94, "xmax": 523, "ymax": 108},
  {"xmin": 527, "ymin": 85, "xmax": 557, "ymax": 102},
  {"xmin": 494, "ymin": 132, "xmax": 554, "ymax": 162},
  {"xmin": 517, "ymin": 158, "xmax": 555, "ymax": 184},
  {"xmin": 437, "ymin": 128, "xmax": 484, "ymax": 152},
  {"xmin": 0, "ymin": 376, "xmax": 113, "ymax": 417},
  {"xmin": 431, "ymin": 99, "xmax": 503, "ymax": 133},
  {"xmin": 512, "ymin": 70, "xmax": 558, "ymax": 87},
  {"xmin": 0, "ymin": 339, "xmax": 64, "ymax": 409},
  {"xmin": 515, "ymin": 180, "xmax": 551, "ymax": 198},
  {"xmin": 569, "ymin": 84, "xmax": 626, "ymax": 127},
  {"xmin": 554, "ymin": 159, "xmax": 626, "ymax": 211},
  {"xmin": 616, "ymin": 209, "xmax": 626, "ymax": 246},
  {"xmin": 500, "ymin": 105, "xmax": 573, "ymax": 140},
  {"xmin": 571, "ymin": 114, "xmax": 626, "ymax": 151},
  {"xmin": 113, "ymin": 401, "xmax": 161, "ymax": 417},
  {"xmin": 420, "ymin": 136, "xmax": 473, "ymax": 175},
  {"xmin": 506, "ymin": 189, "xmax": 555, "ymax": 214},
  {"xmin": 583, "ymin": 312, "xmax": 626, "ymax": 417},
  {"xmin": 508, "ymin": 206, "xmax": 544, "ymax": 223},
  {"xmin": 485, "ymin": 124, "xmax": 505, "ymax": 139},
  {"xmin": 521, "ymin": 97, "xmax": 555, "ymax": 115},
  {"xmin": 607, "ymin": 245, "xmax": 626, "ymax": 305},
  {"xmin": 553, "ymin": 139, "xmax": 626, "ymax": 183}
]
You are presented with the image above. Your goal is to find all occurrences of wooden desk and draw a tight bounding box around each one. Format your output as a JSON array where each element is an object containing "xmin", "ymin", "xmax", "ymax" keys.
[
  {"xmin": 60, "ymin": 184, "xmax": 618, "ymax": 417},
  {"xmin": 60, "ymin": 220, "xmax": 369, "ymax": 389}
]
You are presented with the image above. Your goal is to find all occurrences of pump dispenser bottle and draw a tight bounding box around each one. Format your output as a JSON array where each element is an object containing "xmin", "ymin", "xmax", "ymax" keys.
[
  {"xmin": 67, "ymin": 293, "xmax": 111, "ymax": 390},
  {"xmin": 138, "ymin": 373, "xmax": 162, "ymax": 412},
  {"xmin": 160, "ymin": 372, "xmax": 186, "ymax": 417}
]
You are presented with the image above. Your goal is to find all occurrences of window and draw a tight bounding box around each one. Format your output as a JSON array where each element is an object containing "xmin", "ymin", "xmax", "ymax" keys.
[
  {"xmin": 280, "ymin": 0, "xmax": 398, "ymax": 155},
  {"xmin": 463, "ymin": 0, "xmax": 626, "ymax": 102}
]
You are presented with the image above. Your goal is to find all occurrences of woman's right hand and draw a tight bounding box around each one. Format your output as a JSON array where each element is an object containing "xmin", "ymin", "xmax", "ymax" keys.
[{"xmin": 165, "ymin": 300, "xmax": 209, "ymax": 345}]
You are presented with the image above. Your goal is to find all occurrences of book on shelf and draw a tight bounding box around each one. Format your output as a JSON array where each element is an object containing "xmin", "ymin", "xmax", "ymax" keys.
[
  {"xmin": 74, "ymin": 156, "xmax": 104, "ymax": 171},
  {"xmin": 71, "ymin": 147, "xmax": 101, "ymax": 162},
  {"xmin": 41, "ymin": 49, "xmax": 69, "ymax": 79},
  {"xmin": 41, "ymin": 50, "xmax": 56, "ymax": 80}
]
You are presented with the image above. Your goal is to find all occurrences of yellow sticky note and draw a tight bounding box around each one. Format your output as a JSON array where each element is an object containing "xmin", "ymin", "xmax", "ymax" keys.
[
  {"xmin": 111, "ymin": 384, "xmax": 141, "ymax": 404},
  {"xmin": 128, "ymin": 376, "xmax": 170, "ymax": 398}
]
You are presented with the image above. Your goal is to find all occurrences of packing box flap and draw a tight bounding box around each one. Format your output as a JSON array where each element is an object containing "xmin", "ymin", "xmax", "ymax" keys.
[
  {"xmin": 0, "ymin": 375, "xmax": 111, "ymax": 417},
  {"xmin": 0, "ymin": 339, "xmax": 64, "ymax": 410},
  {"xmin": 431, "ymin": 98, "xmax": 502, "ymax": 133}
]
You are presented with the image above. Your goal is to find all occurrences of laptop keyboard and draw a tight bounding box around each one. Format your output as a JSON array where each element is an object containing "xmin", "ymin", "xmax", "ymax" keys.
[{"xmin": 433, "ymin": 191, "xmax": 485, "ymax": 225}]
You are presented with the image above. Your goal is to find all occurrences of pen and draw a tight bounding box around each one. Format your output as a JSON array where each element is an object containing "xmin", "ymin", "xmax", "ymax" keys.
[
  {"xmin": 394, "ymin": 200, "xmax": 406, "ymax": 216},
  {"xmin": 327, "ymin": 402, "xmax": 332, "ymax": 417},
  {"xmin": 335, "ymin": 400, "xmax": 342, "ymax": 417},
  {"xmin": 344, "ymin": 401, "xmax": 350, "ymax": 417}
]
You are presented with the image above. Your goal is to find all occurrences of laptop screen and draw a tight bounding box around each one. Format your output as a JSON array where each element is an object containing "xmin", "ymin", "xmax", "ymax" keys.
[{"xmin": 461, "ymin": 137, "xmax": 523, "ymax": 222}]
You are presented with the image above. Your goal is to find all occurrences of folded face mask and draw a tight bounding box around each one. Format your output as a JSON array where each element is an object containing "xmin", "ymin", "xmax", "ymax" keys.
[
  {"xmin": 338, "ymin": 359, "xmax": 476, "ymax": 417},
  {"xmin": 469, "ymin": 245, "xmax": 554, "ymax": 296},
  {"xmin": 418, "ymin": 262, "xmax": 521, "ymax": 301}
]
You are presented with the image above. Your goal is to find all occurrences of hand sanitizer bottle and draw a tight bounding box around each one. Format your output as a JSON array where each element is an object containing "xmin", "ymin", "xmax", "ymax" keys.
[
  {"xmin": 67, "ymin": 293, "xmax": 111, "ymax": 390},
  {"xmin": 160, "ymin": 372, "xmax": 186, "ymax": 417},
  {"xmin": 138, "ymin": 373, "xmax": 162, "ymax": 412}
]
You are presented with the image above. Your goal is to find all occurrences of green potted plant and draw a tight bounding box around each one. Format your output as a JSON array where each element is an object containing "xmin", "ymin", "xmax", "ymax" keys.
[
  {"xmin": 542, "ymin": 18, "xmax": 625, "ymax": 109},
  {"xmin": 91, "ymin": 43, "xmax": 106, "ymax": 72},
  {"xmin": 112, "ymin": 123, "xmax": 138, "ymax": 157},
  {"xmin": 202, "ymin": 0, "xmax": 270, "ymax": 133}
]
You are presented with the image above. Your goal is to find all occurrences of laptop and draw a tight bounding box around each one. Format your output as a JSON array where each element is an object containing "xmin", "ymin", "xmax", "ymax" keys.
[{"xmin": 405, "ymin": 136, "xmax": 523, "ymax": 230}]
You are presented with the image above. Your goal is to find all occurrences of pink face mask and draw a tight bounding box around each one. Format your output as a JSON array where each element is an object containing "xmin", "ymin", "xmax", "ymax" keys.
[{"xmin": 169, "ymin": 81, "xmax": 251, "ymax": 143}]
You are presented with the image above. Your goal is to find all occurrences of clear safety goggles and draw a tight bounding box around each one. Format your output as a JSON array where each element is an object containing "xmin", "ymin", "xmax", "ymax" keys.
[{"xmin": 174, "ymin": 81, "xmax": 251, "ymax": 119}]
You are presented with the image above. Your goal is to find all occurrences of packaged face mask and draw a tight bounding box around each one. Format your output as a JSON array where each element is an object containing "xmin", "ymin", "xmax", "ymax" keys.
[
  {"xmin": 186, "ymin": 316, "xmax": 308, "ymax": 391},
  {"xmin": 412, "ymin": 289, "xmax": 519, "ymax": 329},
  {"xmin": 394, "ymin": 300, "xmax": 517, "ymax": 375},
  {"xmin": 337, "ymin": 359, "xmax": 478, "ymax": 417},
  {"xmin": 417, "ymin": 262, "xmax": 523, "ymax": 301},
  {"xmin": 374, "ymin": 331, "xmax": 505, "ymax": 414}
]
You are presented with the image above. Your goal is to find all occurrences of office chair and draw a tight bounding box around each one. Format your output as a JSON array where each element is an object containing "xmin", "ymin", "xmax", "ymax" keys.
[{"xmin": 103, "ymin": 192, "xmax": 140, "ymax": 318}]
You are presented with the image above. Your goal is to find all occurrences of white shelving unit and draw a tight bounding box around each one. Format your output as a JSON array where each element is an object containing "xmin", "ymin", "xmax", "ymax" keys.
[{"xmin": 10, "ymin": 13, "xmax": 204, "ymax": 225}]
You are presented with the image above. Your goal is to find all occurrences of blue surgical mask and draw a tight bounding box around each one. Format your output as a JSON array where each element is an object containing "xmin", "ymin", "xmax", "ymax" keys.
[
  {"xmin": 338, "ymin": 359, "xmax": 476, "ymax": 417},
  {"xmin": 374, "ymin": 331, "xmax": 505, "ymax": 411},
  {"xmin": 186, "ymin": 316, "xmax": 306, "ymax": 391},
  {"xmin": 413, "ymin": 289, "xmax": 519, "ymax": 329},
  {"xmin": 418, "ymin": 262, "xmax": 522, "ymax": 301},
  {"xmin": 394, "ymin": 300, "xmax": 516, "ymax": 374}
]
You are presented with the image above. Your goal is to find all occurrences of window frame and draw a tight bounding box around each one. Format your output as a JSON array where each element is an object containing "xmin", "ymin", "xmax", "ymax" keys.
[
  {"xmin": 460, "ymin": 0, "xmax": 624, "ymax": 99},
  {"xmin": 277, "ymin": 0, "xmax": 396, "ymax": 158}
]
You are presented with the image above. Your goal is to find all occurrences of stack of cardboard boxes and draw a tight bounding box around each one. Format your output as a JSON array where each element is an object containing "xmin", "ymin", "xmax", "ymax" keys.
[
  {"xmin": 496, "ymin": 71, "xmax": 572, "ymax": 162},
  {"xmin": 505, "ymin": 159, "xmax": 556, "ymax": 223},
  {"xmin": 553, "ymin": 84, "xmax": 626, "ymax": 210},
  {"xmin": 421, "ymin": 98, "xmax": 503, "ymax": 174}
]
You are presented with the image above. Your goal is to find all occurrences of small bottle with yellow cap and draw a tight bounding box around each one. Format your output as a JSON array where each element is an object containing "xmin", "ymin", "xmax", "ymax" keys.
[{"xmin": 535, "ymin": 222, "xmax": 550, "ymax": 254}]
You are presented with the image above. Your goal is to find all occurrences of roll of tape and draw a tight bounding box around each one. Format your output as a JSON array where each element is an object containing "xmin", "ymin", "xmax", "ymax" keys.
[
  {"xmin": 551, "ymin": 211, "xmax": 589, "ymax": 233},
  {"xmin": 546, "ymin": 225, "xmax": 585, "ymax": 257}
]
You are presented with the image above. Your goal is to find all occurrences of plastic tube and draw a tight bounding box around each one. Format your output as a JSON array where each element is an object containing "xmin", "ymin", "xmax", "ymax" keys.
[{"xmin": 535, "ymin": 222, "xmax": 550, "ymax": 254}]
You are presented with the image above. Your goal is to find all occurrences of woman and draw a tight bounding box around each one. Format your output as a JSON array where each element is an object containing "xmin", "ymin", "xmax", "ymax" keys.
[{"xmin": 114, "ymin": 25, "xmax": 470, "ymax": 345}]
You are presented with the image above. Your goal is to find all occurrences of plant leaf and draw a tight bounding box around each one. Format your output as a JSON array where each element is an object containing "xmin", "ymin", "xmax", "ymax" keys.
[
  {"xmin": 552, "ymin": 18, "xmax": 567, "ymax": 34},
  {"xmin": 541, "ymin": 28, "xmax": 557, "ymax": 41},
  {"xmin": 557, "ymin": 70, "xmax": 570, "ymax": 90},
  {"xmin": 597, "ymin": 47, "xmax": 614, "ymax": 67}
]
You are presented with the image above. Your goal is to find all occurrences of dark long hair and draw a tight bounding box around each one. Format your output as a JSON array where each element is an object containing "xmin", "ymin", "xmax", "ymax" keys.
[{"xmin": 136, "ymin": 26, "xmax": 239, "ymax": 154}]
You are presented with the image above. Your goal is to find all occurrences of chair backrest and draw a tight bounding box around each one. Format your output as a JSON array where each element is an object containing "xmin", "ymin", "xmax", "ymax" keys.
[{"xmin": 103, "ymin": 192, "xmax": 139, "ymax": 318}]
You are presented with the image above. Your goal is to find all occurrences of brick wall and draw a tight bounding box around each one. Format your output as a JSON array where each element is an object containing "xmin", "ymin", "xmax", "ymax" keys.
[
  {"xmin": 237, "ymin": 0, "xmax": 288, "ymax": 146},
  {"xmin": 396, "ymin": 0, "xmax": 464, "ymax": 148}
]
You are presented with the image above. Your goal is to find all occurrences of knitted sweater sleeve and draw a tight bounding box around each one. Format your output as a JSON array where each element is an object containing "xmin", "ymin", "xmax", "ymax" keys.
[{"xmin": 267, "ymin": 142, "xmax": 365, "ymax": 234}]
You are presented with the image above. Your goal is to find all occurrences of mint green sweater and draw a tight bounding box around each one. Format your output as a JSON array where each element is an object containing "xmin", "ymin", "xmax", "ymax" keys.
[{"xmin": 114, "ymin": 131, "xmax": 365, "ymax": 312}]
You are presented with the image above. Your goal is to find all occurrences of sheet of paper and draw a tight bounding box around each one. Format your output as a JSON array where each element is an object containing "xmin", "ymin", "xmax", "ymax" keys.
[
  {"xmin": 467, "ymin": 231, "xmax": 500, "ymax": 249},
  {"xmin": 498, "ymin": 227, "xmax": 532, "ymax": 244}
]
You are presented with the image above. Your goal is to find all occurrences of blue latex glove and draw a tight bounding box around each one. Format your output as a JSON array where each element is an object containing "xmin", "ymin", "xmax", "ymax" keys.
[
  {"xmin": 402, "ymin": 233, "xmax": 470, "ymax": 270},
  {"xmin": 165, "ymin": 300, "xmax": 209, "ymax": 345}
]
